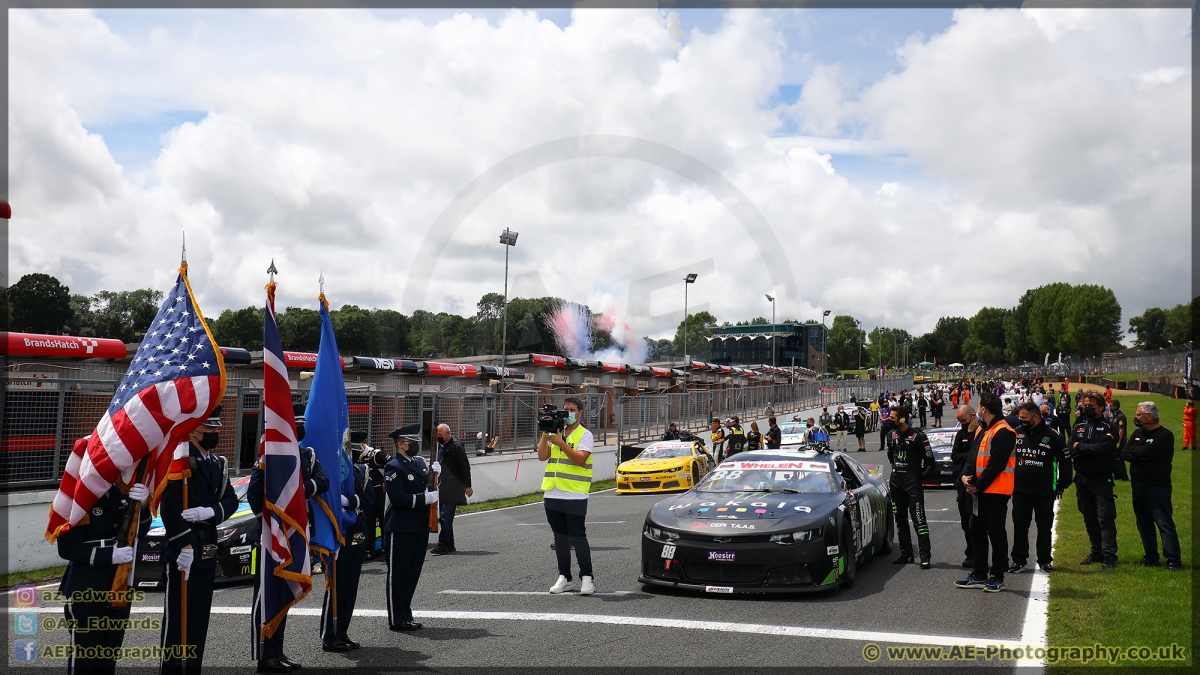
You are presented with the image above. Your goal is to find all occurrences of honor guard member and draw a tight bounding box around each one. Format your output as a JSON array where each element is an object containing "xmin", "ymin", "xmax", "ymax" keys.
[
  {"xmin": 383, "ymin": 424, "xmax": 437, "ymax": 632},
  {"xmin": 349, "ymin": 430, "xmax": 387, "ymax": 558},
  {"xmin": 249, "ymin": 403, "xmax": 330, "ymax": 673},
  {"xmin": 160, "ymin": 405, "xmax": 239, "ymax": 675},
  {"xmin": 320, "ymin": 432, "xmax": 376, "ymax": 651},
  {"xmin": 885, "ymin": 406, "xmax": 935, "ymax": 569},
  {"xmin": 55, "ymin": 438, "xmax": 153, "ymax": 675}
]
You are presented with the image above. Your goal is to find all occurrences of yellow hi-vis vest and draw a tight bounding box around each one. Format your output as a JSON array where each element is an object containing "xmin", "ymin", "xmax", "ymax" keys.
[{"xmin": 541, "ymin": 424, "xmax": 593, "ymax": 494}]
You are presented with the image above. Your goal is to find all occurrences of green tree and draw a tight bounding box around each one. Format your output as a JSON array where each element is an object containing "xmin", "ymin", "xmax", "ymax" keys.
[
  {"xmin": 826, "ymin": 315, "xmax": 864, "ymax": 370},
  {"xmin": 673, "ymin": 311, "xmax": 717, "ymax": 361},
  {"xmin": 210, "ymin": 306, "xmax": 264, "ymax": 351},
  {"xmin": 1027, "ymin": 283, "xmax": 1071, "ymax": 355},
  {"xmin": 0, "ymin": 286, "xmax": 11, "ymax": 331},
  {"xmin": 88, "ymin": 289, "xmax": 164, "ymax": 343},
  {"xmin": 1164, "ymin": 301, "xmax": 1193, "ymax": 346},
  {"xmin": 331, "ymin": 305, "xmax": 384, "ymax": 355},
  {"xmin": 1060, "ymin": 285, "xmax": 1122, "ymax": 357},
  {"xmin": 372, "ymin": 309, "xmax": 410, "ymax": 356},
  {"xmin": 67, "ymin": 294, "xmax": 95, "ymax": 336},
  {"xmin": 277, "ymin": 307, "xmax": 321, "ymax": 352},
  {"xmin": 865, "ymin": 327, "xmax": 911, "ymax": 367},
  {"xmin": 645, "ymin": 338, "xmax": 675, "ymax": 360},
  {"xmin": 1128, "ymin": 307, "xmax": 1169, "ymax": 350},
  {"xmin": 10, "ymin": 273, "xmax": 72, "ymax": 334},
  {"xmin": 929, "ymin": 316, "xmax": 969, "ymax": 364},
  {"xmin": 473, "ymin": 292, "xmax": 505, "ymax": 354},
  {"xmin": 1004, "ymin": 288, "xmax": 1037, "ymax": 363},
  {"xmin": 963, "ymin": 307, "xmax": 1008, "ymax": 364}
]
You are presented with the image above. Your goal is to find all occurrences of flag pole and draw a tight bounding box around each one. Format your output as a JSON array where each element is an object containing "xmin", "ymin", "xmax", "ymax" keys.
[{"xmin": 179, "ymin": 248, "xmax": 189, "ymax": 668}]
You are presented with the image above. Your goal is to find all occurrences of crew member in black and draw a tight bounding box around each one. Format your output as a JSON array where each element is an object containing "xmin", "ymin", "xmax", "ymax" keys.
[
  {"xmin": 725, "ymin": 417, "xmax": 746, "ymax": 458},
  {"xmin": 55, "ymin": 439, "xmax": 153, "ymax": 675},
  {"xmin": 917, "ymin": 395, "xmax": 929, "ymax": 428},
  {"xmin": 1070, "ymin": 392, "xmax": 1119, "ymax": 568},
  {"xmin": 383, "ymin": 424, "xmax": 437, "ymax": 632},
  {"xmin": 1009, "ymin": 403, "xmax": 1072, "ymax": 573},
  {"xmin": 764, "ymin": 417, "xmax": 782, "ymax": 450},
  {"xmin": 320, "ymin": 433, "xmax": 377, "ymax": 651},
  {"xmin": 931, "ymin": 393, "xmax": 945, "ymax": 428},
  {"xmin": 886, "ymin": 406, "xmax": 935, "ymax": 568},
  {"xmin": 1109, "ymin": 400, "xmax": 1130, "ymax": 481},
  {"xmin": 661, "ymin": 422, "xmax": 681, "ymax": 442},
  {"xmin": 951, "ymin": 405, "xmax": 978, "ymax": 568},
  {"xmin": 1123, "ymin": 402, "xmax": 1182, "ymax": 570},
  {"xmin": 160, "ymin": 406, "xmax": 239, "ymax": 675},
  {"xmin": 249, "ymin": 404, "xmax": 330, "ymax": 673}
]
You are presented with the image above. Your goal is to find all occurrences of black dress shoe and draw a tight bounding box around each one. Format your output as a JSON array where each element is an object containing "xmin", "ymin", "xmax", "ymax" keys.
[
  {"xmin": 430, "ymin": 545, "xmax": 450, "ymax": 555},
  {"xmin": 322, "ymin": 642, "xmax": 352, "ymax": 653},
  {"xmin": 279, "ymin": 657, "xmax": 301, "ymax": 670},
  {"xmin": 344, "ymin": 639, "xmax": 361, "ymax": 650},
  {"xmin": 390, "ymin": 621, "xmax": 423, "ymax": 632},
  {"xmin": 257, "ymin": 659, "xmax": 291, "ymax": 674}
]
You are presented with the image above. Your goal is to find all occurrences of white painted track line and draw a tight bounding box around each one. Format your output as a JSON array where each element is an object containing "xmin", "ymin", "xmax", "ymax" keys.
[{"xmin": 5, "ymin": 605, "xmax": 1026, "ymax": 649}]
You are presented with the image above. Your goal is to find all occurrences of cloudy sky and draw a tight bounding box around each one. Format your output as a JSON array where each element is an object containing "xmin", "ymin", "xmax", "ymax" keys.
[{"xmin": 8, "ymin": 7, "xmax": 1191, "ymax": 343}]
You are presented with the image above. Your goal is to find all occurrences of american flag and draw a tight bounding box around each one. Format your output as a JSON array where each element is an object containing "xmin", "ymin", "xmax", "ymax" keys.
[
  {"xmin": 46, "ymin": 264, "xmax": 226, "ymax": 542},
  {"xmin": 259, "ymin": 280, "xmax": 311, "ymax": 639}
]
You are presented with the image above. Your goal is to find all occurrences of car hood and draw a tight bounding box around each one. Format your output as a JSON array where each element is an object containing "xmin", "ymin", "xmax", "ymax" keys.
[
  {"xmin": 648, "ymin": 490, "xmax": 843, "ymax": 532},
  {"xmin": 618, "ymin": 458, "xmax": 690, "ymax": 472}
]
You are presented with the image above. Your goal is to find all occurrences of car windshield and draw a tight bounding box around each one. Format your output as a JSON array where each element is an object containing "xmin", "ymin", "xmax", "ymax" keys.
[
  {"xmin": 639, "ymin": 445, "xmax": 692, "ymax": 459},
  {"xmin": 779, "ymin": 424, "xmax": 805, "ymax": 435},
  {"xmin": 696, "ymin": 462, "xmax": 836, "ymax": 493},
  {"xmin": 928, "ymin": 434, "xmax": 955, "ymax": 449}
]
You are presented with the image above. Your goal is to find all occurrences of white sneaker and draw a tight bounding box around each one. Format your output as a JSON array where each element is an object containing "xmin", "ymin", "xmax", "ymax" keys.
[
  {"xmin": 579, "ymin": 576, "xmax": 595, "ymax": 596},
  {"xmin": 548, "ymin": 575, "xmax": 575, "ymax": 594}
]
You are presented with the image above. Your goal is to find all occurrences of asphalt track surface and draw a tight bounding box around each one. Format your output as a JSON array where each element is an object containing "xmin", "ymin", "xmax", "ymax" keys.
[{"xmin": 18, "ymin": 405, "xmax": 1049, "ymax": 670}]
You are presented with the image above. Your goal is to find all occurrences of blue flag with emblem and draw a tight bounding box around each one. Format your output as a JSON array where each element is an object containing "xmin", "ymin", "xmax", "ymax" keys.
[{"xmin": 304, "ymin": 293, "xmax": 356, "ymax": 561}]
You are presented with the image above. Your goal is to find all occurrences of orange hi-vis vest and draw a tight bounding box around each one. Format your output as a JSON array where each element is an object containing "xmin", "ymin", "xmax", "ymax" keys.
[{"xmin": 975, "ymin": 419, "xmax": 1015, "ymax": 495}]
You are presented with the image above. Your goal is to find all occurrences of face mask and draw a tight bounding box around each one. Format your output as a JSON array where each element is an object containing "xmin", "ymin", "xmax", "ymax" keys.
[
  {"xmin": 566, "ymin": 413, "xmax": 577, "ymax": 425},
  {"xmin": 200, "ymin": 432, "xmax": 220, "ymax": 450},
  {"xmin": 1080, "ymin": 407, "xmax": 1096, "ymax": 419}
]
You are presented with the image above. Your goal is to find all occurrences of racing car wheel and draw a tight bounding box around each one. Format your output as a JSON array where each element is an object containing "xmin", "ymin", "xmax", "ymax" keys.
[{"xmin": 838, "ymin": 517, "xmax": 857, "ymax": 589}]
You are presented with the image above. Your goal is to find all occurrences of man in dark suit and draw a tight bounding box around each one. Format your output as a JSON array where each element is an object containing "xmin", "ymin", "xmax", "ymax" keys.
[
  {"xmin": 431, "ymin": 424, "xmax": 473, "ymax": 555},
  {"xmin": 55, "ymin": 441, "xmax": 153, "ymax": 675},
  {"xmin": 160, "ymin": 405, "xmax": 239, "ymax": 675},
  {"xmin": 383, "ymin": 424, "xmax": 437, "ymax": 631}
]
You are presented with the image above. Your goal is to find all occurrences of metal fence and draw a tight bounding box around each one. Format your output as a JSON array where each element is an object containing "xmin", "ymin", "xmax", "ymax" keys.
[{"xmin": 615, "ymin": 376, "xmax": 913, "ymax": 446}]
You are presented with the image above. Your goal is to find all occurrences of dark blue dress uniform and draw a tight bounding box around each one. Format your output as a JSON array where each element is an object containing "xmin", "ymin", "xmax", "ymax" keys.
[
  {"xmin": 159, "ymin": 442, "xmax": 238, "ymax": 675},
  {"xmin": 383, "ymin": 433, "xmax": 433, "ymax": 630},
  {"xmin": 248, "ymin": 444, "xmax": 328, "ymax": 670},
  {"xmin": 320, "ymin": 461, "xmax": 375, "ymax": 650},
  {"xmin": 56, "ymin": 482, "xmax": 152, "ymax": 675}
]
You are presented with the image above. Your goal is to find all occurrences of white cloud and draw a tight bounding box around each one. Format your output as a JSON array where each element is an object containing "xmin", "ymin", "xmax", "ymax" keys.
[{"xmin": 8, "ymin": 7, "xmax": 1190, "ymax": 343}]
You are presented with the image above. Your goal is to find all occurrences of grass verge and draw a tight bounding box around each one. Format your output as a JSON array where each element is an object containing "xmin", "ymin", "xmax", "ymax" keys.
[
  {"xmin": 1047, "ymin": 392, "xmax": 1193, "ymax": 669},
  {"xmin": 0, "ymin": 564, "xmax": 68, "ymax": 592},
  {"xmin": 457, "ymin": 478, "xmax": 617, "ymax": 516}
]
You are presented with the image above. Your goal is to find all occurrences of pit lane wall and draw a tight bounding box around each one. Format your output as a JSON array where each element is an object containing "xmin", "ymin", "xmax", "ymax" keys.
[{"xmin": 1, "ymin": 450, "xmax": 616, "ymax": 574}]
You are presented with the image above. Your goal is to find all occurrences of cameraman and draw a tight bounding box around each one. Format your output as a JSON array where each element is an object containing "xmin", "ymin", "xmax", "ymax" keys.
[{"xmin": 538, "ymin": 396, "xmax": 595, "ymax": 596}]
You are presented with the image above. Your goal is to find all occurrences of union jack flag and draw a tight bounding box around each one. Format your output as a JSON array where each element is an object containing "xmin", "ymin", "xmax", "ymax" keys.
[
  {"xmin": 259, "ymin": 280, "xmax": 311, "ymax": 638},
  {"xmin": 46, "ymin": 264, "xmax": 225, "ymax": 542}
]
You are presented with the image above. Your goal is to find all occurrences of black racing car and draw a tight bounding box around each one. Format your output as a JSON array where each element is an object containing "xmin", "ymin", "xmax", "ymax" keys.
[
  {"xmin": 923, "ymin": 428, "xmax": 959, "ymax": 487},
  {"xmin": 134, "ymin": 477, "xmax": 259, "ymax": 589},
  {"xmin": 639, "ymin": 447, "xmax": 894, "ymax": 594}
]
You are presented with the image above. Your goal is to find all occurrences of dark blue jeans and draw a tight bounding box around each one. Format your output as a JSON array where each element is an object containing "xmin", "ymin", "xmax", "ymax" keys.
[
  {"xmin": 1131, "ymin": 486, "xmax": 1181, "ymax": 564},
  {"xmin": 544, "ymin": 498, "xmax": 592, "ymax": 580},
  {"xmin": 438, "ymin": 502, "xmax": 457, "ymax": 548}
]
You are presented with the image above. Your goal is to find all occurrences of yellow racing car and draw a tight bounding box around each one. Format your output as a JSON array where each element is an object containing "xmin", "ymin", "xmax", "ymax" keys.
[{"xmin": 616, "ymin": 438, "xmax": 714, "ymax": 494}]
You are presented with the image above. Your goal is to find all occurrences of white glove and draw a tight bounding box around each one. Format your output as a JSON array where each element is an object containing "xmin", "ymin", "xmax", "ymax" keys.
[
  {"xmin": 181, "ymin": 506, "xmax": 215, "ymax": 522},
  {"xmin": 128, "ymin": 483, "xmax": 151, "ymax": 505},
  {"xmin": 176, "ymin": 548, "xmax": 194, "ymax": 580},
  {"xmin": 432, "ymin": 461, "xmax": 442, "ymax": 474},
  {"xmin": 340, "ymin": 494, "xmax": 350, "ymax": 507},
  {"xmin": 423, "ymin": 490, "xmax": 439, "ymax": 505},
  {"xmin": 111, "ymin": 546, "xmax": 134, "ymax": 565}
]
